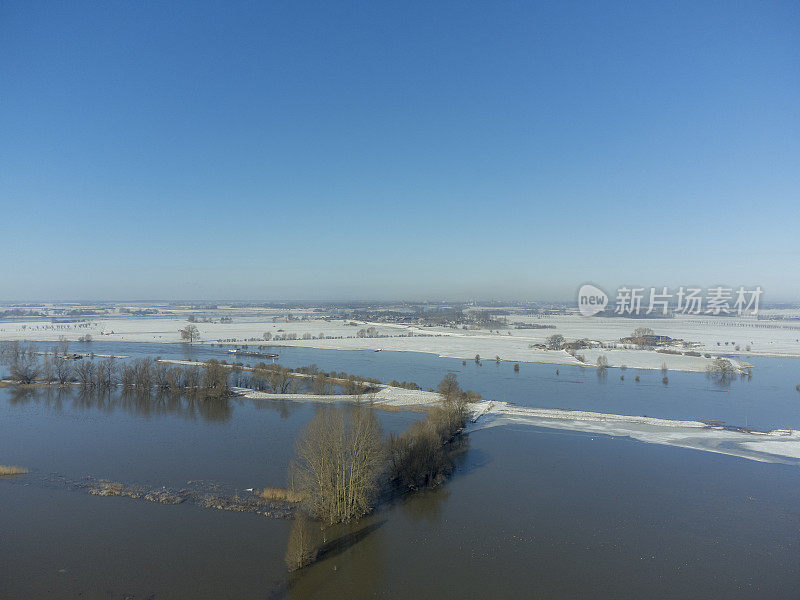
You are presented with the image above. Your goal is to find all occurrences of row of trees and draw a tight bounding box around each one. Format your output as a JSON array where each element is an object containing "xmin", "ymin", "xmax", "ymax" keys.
[
  {"xmin": 388, "ymin": 376, "xmax": 470, "ymax": 490},
  {"xmin": 83, "ymin": 358, "xmax": 231, "ymax": 398},
  {"xmin": 1, "ymin": 342, "xmax": 231, "ymax": 398},
  {"xmin": 249, "ymin": 363, "xmax": 296, "ymax": 393}
]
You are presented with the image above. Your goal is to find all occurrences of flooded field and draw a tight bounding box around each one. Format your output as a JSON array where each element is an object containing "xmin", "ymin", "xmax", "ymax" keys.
[
  {"xmin": 2, "ymin": 342, "xmax": 800, "ymax": 598},
  {"xmin": 15, "ymin": 340, "xmax": 800, "ymax": 429}
]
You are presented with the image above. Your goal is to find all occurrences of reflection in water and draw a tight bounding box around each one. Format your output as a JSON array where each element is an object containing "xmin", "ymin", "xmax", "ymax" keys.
[
  {"xmin": 9, "ymin": 340, "xmax": 800, "ymax": 430},
  {"xmin": 5, "ymin": 385, "xmax": 235, "ymax": 422},
  {"xmin": 286, "ymin": 516, "xmax": 387, "ymax": 600},
  {"xmin": 252, "ymin": 397, "xmax": 303, "ymax": 419},
  {"xmin": 394, "ymin": 435, "xmax": 472, "ymax": 524},
  {"xmin": 285, "ymin": 513, "xmax": 323, "ymax": 571},
  {"xmin": 397, "ymin": 486, "xmax": 451, "ymax": 524},
  {"xmin": 283, "ymin": 434, "xmax": 472, "ymax": 592}
]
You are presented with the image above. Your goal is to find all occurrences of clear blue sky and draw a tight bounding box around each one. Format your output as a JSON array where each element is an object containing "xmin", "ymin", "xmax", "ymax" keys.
[{"xmin": 1, "ymin": 1, "xmax": 798, "ymax": 302}]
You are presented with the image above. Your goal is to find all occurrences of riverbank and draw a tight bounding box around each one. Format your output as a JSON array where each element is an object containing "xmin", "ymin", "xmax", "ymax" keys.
[{"xmin": 2, "ymin": 313, "xmax": 795, "ymax": 373}]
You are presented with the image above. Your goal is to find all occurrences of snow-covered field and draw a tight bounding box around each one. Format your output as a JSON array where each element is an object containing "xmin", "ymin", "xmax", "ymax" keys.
[{"xmin": 2, "ymin": 309, "xmax": 798, "ymax": 372}]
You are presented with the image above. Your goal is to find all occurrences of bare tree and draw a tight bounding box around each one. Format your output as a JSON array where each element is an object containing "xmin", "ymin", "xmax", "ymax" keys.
[
  {"xmin": 437, "ymin": 373, "xmax": 461, "ymax": 399},
  {"xmin": 268, "ymin": 367, "xmax": 293, "ymax": 394},
  {"xmin": 311, "ymin": 372, "xmax": 331, "ymax": 395},
  {"xmin": 154, "ymin": 362, "xmax": 170, "ymax": 390},
  {"xmin": 291, "ymin": 404, "xmax": 384, "ymax": 524},
  {"xmin": 706, "ymin": 357, "xmax": 737, "ymax": 384},
  {"xmin": 166, "ymin": 366, "xmax": 185, "ymax": 391},
  {"xmin": 10, "ymin": 349, "xmax": 40, "ymax": 384},
  {"xmin": 201, "ymin": 359, "xmax": 230, "ymax": 397},
  {"xmin": 184, "ymin": 365, "xmax": 201, "ymax": 390},
  {"xmin": 134, "ymin": 357, "xmax": 154, "ymax": 390},
  {"xmin": 632, "ymin": 327, "xmax": 655, "ymax": 348},
  {"xmin": 343, "ymin": 374, "xmax": 367, "ymax": 396},
  {"xmin": 54, "ymin": 355, "xmax": 72, "ymax": 384},
  {"xmin": 180, "ymin": 324, "xmax": 200, "ymax": 344},
  {"xmin": 546, "ymin": 334, "xmax": 565, "ymax": 350},
  {"xmin": 120, "ymin": 364, "xmax": 135, "ymax": 389},
  {"xmin": 74, "ymin": 360, "xmax": 95, "ymax": 387},
  {"xmin": 96, "ymin": 358, "xmax": 117, "ymax": 388}
]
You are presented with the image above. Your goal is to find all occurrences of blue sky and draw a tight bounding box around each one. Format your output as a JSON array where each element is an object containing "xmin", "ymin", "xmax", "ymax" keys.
[{"xmin": 1, "ymin": 1, "xmax": 798, "ymax": 302}]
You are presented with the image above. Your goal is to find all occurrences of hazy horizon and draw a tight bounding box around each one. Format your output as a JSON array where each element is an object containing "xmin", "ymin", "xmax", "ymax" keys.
[{"xmin": 2, "ymin": 2, "xmax": 798, "ymax": 302}]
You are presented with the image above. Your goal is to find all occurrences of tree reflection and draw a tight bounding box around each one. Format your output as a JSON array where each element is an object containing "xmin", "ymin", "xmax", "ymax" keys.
[{"xmin": 3, "ymin": 385, "xmax": 234, "ymax": 422}]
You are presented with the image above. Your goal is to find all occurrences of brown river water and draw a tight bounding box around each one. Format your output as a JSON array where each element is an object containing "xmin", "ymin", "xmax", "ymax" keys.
[{"xmin": 1, "ymin": 347, "xmax": 799, "ymax": 599}]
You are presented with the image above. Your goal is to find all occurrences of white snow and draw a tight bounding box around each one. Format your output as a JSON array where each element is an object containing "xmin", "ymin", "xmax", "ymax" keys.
[{"xmin": 3, "ymin": 310, "xmax": 791, "ymax": 372}]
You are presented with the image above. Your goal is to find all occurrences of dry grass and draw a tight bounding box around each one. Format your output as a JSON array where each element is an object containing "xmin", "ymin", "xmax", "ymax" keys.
[
  {"xmin": 0, "ymin": 465, "xmax": 28, "ymax": 476},
  {"xmin": 259, "ymin": 487, "xmax": 304, "ymax": 503}
]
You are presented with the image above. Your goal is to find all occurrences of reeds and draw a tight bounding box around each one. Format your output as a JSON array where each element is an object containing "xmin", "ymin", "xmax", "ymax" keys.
[
  {"xmin": 0, "ymin": 465, "xmax": 28, "ymax": 476},
  {"xmin": 259, "ymin": 487, "xmax": 304, "ymax": 503}
]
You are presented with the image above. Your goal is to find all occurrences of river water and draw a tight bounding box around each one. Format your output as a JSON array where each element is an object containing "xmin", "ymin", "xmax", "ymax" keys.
[{"xmin": 1, "ymin": 342, "xmax": 799, "ymax": 598}]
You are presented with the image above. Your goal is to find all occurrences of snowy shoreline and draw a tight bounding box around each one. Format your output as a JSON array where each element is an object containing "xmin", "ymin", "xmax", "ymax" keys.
[{"xmin": 232, "ymin": 383, "xmax": 800, "ymax": 467}]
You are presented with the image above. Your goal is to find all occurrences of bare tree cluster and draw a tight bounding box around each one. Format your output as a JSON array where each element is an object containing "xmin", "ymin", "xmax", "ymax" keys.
[
  {"xmin": 387, "ymin": 398, "xmax": 468, "ymax": 490},
  {"xmin": 5, "ymin": 342, "xmax": 40, "ymax": 384},
  {"xmin": 1, "ymin": 344, "xmax": 229, "ymax": 398},
  {"xmin": 249, "ymin": 363, "xmax": 297, "ymax": 394},
  {"xmin": 291, "ymin": 403, "xmax": 385, "ymax": 525}
]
